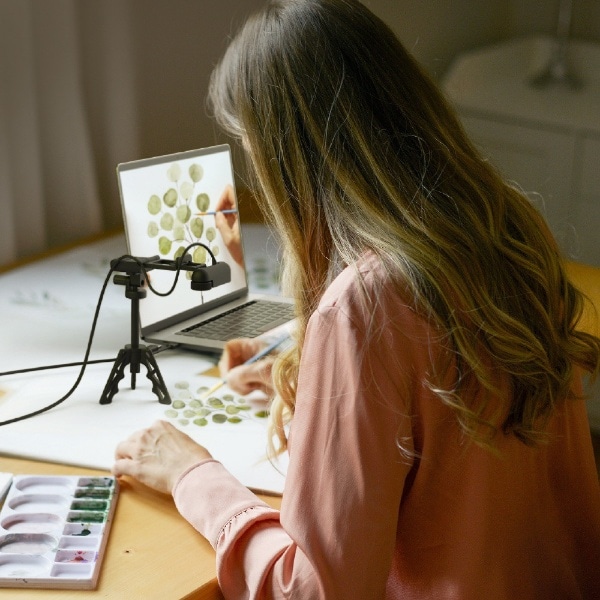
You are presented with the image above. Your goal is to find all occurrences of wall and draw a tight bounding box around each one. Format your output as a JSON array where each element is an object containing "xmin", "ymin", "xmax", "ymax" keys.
[
  {"xmin": 508, "ymin": 0, "xmax": 600, "ymax": 40},
  {"xmin": 365, "ymin": 0, "xmax": 510, "ymax": 78},
  {"xmin": 124, "ymin": 0, "xmax": 600, "ymax": 163},
  {"xmin": 125, "ymin": 0, "xmax": 515, "ymax": 162},
  {"xmin": 126, "ymin": 0, "xmax": 264, "ymax": 158},
  {"xmin": 79, "ymin": 0, "xmax": 600, "ymax": 230}
]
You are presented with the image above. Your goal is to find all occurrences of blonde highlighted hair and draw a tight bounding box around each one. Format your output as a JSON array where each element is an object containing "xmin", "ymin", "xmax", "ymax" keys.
[{"xmin": 208, "ymin": 0, "xmax": 600, "ymax": 454}]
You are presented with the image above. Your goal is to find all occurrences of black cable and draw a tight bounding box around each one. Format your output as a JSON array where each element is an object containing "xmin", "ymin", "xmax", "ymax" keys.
[
  {"xmin": 0, "ymin": 252, "xmax": 188, "ymax": 427},
  {"xmin": 144, "ymin": 242, "xmax": 216, "ymax": 297},
  {"xmin": 0, "ymin": 257, "xmax": 120, "ymax": 426},
  {"xmin": 0, "ymin": 358, "xmax": 115, "ymax": 378},
  {"xmin": 0, "ymin": 343, "xmax": 180, "ymax": 378}
]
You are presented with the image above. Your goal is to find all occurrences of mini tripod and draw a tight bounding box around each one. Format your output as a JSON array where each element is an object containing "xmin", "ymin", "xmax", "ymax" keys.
[
  {"xmin": 98, "ymin": 252, "xmax": 231, "ymax": 405},
  {"xmin": 99, "ymin": 268, "xmax": 170, "ymax": 405}
]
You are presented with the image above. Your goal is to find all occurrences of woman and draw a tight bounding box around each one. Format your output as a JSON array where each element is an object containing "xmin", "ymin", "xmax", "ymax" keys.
[{"xmin": 113, "ymin": 1, "xmax": 600, "ymax": 597}]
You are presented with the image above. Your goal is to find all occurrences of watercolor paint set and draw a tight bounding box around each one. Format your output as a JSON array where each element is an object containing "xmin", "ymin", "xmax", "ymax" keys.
[{"xmin": 0, "ymin": 473, "xmax": 119, "ymax": 589}]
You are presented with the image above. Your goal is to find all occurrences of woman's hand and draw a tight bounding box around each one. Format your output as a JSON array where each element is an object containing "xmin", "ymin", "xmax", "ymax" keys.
[
  {"xmin": 214, "ymin": 184, "xmax": 244, "ymax": 266},
  {"xmin": 218, "ymin": 337, "xmax": 276, "ymax": 396},
  {"xmin": 113, "ymin": 420, "xmax": 212, "ymax": 494}
]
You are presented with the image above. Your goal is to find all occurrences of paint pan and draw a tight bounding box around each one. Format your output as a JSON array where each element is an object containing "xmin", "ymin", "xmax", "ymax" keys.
[{"xmin": 0, "ymin": 475, "xmax": 118, "ymax": 589}]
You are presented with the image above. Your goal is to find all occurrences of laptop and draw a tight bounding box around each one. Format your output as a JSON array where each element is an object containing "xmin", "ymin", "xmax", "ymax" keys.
[{"xmin": 117, "ymin": 144, "xmax": 295, "ymax": 354}]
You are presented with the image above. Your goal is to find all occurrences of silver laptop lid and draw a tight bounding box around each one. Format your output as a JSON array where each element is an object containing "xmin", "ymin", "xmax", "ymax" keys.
[{"xmin": 117, "ymin": 144, "xmax": 249, "ymax": 335}]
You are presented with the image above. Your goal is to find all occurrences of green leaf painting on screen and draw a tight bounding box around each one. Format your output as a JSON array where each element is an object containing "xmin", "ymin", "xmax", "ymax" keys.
[{"xmin": 146, "ymin": 162, "xmax": 220, "ymax": 271}]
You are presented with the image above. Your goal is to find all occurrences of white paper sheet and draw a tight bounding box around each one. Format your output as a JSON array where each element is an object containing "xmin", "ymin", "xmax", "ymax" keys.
[{"xmin": 0, "ymin": 232, "xmax": 287, "ymax": 494}]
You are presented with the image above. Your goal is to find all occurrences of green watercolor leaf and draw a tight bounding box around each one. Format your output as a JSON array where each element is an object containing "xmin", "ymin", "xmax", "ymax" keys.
[
  {"xmin": 189, "ymin": 164, "xmax": 203, "ymax": 182},
  {"xmin": 147, "ymin": 222, "xmax": 159, "ymax": 237},
  {"xmin": 163, "ymin": 188, "xmax": 178, "ymax": 207},
  {"xmin": 196, "ymin": 193, "xmax": 210, "ymax": 212},
  {"xmin": 180, "ymin": 181, "xmax": 194, "ymax": 201},
  {"xmin": 158, "ymin": 236, "xmax": 172, "ymax": 255},
  {"xmin": 190, "ymin": 217, "xmax": 204, "ymax": 239},
  {"xmin": 173, "ymin": 225, "xmax": 185, "ymax": 241},
  {"xmin": 148, "ymin": 195, "xmax": 161, "ymax": 215},
  {"xmin": 192, "ymin": 246, "xmax": 207, "ymax": 264},
  {"xmin": 167, "ymin": 163, "xmax": 181, "ymax": 182},
  {"xmin": 160, "ymin": 213, "xmax": 174, "ymax": 231},
  {"xmin": 176, "ymin": 204, "xmax": 191, "ymax": 223}
]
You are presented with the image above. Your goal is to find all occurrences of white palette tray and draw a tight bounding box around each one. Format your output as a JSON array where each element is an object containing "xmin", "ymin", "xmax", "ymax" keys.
[{"xmin": 0, "ymin": 474, "xmax": 119, "ymax": 589}]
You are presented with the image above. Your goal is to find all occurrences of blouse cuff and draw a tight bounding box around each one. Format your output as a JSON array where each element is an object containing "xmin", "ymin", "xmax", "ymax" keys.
[{"xmin": 173, "ymin": 459, "xmax": 279, "ymax": 548}]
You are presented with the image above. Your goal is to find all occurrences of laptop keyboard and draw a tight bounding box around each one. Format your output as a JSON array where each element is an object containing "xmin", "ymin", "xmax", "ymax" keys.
[{"xmin": 177, "ymin": 300, "xmax": 294, "ymax": 341}]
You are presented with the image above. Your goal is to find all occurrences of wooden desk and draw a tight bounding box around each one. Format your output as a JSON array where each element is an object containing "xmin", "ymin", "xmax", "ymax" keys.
[
  {"xmin": 0, "ymin": 456, "xmax": 281, "ymax": 599},
  {"xmin": 566, "ymin": 261, "xmax": 600, "ymax": 336}
]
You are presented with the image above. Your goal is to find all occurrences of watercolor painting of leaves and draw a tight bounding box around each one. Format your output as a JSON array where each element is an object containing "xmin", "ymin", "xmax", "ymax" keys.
[
  {"xmin": 164, "ymin": 381, "xmax": 269, "ymax": 428},
  {"xmin": 146, "ymin": 162, "xmax": 219, "ymax": 272}
]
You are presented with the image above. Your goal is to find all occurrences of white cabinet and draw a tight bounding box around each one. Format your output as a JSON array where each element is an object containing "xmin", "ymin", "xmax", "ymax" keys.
[{"xmin": 443, "ymin": 36, "xmax": 600, "ymax": 266}]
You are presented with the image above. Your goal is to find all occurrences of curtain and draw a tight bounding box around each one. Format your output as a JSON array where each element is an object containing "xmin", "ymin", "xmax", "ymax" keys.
[{"xmin": 0, "ymin": 0, "xmax": 139, "ymax": 268}]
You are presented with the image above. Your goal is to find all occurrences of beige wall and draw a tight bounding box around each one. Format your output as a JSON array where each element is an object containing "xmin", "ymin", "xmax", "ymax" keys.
[
  {"xmin": 124, "ymin": 0, "xmax": 513, "ymax": 163},
  {"xmin": 508, "ymin": 0, "xmax": 600, "ymax": 40},
  {"xmin": 367, "ymin": 0, "xmax": 600, "ymax": 77},
  {"xmin": 125, "ymin": 0, "xmax": 600, "ymax": 162},
  {"xmin": 121, "ymin": 0, "xmax": 600, "ymax": 155},
  {"xmin": 126, "ymin": 0, "xmax": 264, "ymax": 157},
  {"xmin": 364, "ymin": 0, "xmax": 510, "ymax": 78},
  {"xmin": 81, "ymin": 0, "xmax": 600, "ymax": 229}
]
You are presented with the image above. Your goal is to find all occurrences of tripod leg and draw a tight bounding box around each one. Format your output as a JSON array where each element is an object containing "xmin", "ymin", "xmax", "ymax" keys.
[
  {"xmin": 99, "ymin": 348, "xmax": 132, "ymax": 404},
  {"xmin": 139, "ymin": 349, "xmax": 171, "ymax": 405}
]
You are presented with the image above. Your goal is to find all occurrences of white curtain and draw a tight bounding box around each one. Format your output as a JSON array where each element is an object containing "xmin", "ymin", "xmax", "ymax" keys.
[{"xmin": 0, "ymin": 0, "xmax": 139, "ymax": 267}]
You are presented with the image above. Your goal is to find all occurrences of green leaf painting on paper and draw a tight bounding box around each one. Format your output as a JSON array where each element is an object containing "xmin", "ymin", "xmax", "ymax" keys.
[{"xmin": 164, "ymin": 381, "xmax": 270, "ymax": 428}]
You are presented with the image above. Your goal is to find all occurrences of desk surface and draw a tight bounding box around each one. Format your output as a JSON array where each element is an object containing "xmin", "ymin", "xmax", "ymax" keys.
[{"xmin": 0, "ymin": 456, "xmax": 281, "ymax": 599}]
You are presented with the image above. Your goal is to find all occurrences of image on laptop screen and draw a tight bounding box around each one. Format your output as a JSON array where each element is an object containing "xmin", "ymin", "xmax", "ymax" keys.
[{"xmin": 117, "ymin": 145, "xmax": 248, "ymax": 333}]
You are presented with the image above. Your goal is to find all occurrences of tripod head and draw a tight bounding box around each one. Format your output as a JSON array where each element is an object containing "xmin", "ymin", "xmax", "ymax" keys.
[{"xmin": 110, "ymin": 252, "xmax": 231, "ymax": 291}]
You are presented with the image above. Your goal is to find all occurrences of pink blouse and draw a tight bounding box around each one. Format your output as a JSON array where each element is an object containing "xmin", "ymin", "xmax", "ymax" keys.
[{"xmin": 173, "ymin": 253, "xmax": 600, "ymax": 599}]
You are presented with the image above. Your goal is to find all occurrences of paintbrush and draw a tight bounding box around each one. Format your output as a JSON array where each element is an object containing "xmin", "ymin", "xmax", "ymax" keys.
[{"xmin": 195, "ymin": 209, "xmax": 238, "ymax": 216}]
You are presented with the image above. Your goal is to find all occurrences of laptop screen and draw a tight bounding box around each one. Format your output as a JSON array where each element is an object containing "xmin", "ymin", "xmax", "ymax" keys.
[{"xmin": 117, "ymin": 145, "xmax": 249, "ymax": 332}]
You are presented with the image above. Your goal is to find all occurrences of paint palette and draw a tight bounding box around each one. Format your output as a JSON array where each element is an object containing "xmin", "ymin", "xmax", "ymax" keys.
[{"xmin": 0, "ymin": 474, "xmax": 119, "ymax": 589}]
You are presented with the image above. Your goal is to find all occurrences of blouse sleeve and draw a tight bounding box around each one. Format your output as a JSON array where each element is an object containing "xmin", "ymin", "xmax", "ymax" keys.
[{"xmin": 173, "ymin": 301, "xmax": 417, "ymax": 599}]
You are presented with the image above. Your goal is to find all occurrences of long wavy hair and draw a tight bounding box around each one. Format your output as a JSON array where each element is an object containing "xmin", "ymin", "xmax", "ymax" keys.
[{"xmin": 208, "ymin": 0, "xmax": 600, "ymax": 454}]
